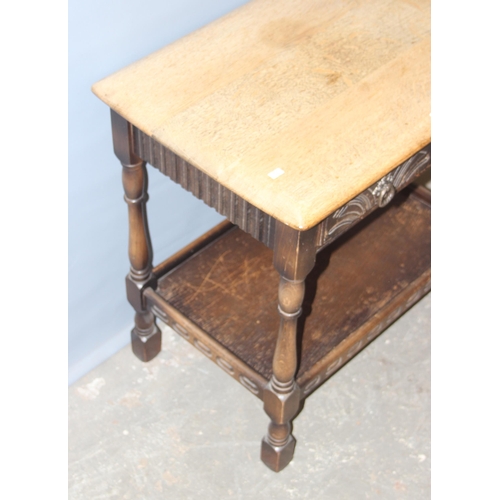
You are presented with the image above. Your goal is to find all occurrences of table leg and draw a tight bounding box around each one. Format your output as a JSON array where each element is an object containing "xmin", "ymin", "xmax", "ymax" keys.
[
  {"xmin": 261, "ymin": 223, "xmax": 317, "ymax": 472},
  {"xmin": 111, "ymin": 110, "xmax": 161, "ymax": 362}
]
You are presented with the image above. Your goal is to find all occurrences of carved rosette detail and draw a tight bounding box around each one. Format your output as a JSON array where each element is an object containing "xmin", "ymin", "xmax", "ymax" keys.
[
  {"xmin": 371, "ymin": 179, "xmax": 396, "ymax": 207},
  {"xmin": 319, "ymin": 145, "xmax": 430, "ymax": 249}
]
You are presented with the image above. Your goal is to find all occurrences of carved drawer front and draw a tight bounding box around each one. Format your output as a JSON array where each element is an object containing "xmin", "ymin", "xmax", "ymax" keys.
[{"xmin": 317, "ymin": 145, "xmax": 430, "ymax": 250}]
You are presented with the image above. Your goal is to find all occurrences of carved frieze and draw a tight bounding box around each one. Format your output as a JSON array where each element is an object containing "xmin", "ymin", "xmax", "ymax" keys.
[
  {"xmin": 133, "ymin": 127, "xmax": 276, "ymax": 249},
  {"xmin": 133, "ymin": 123, "xmax": 429, "ymax": 253},
  {"xmin": 317, "ymin": 145, "xmax": 431, "ymax": 250},
  {"xmin": 147, "ymin": 293, "xmax": 266, "ymax": 399}
]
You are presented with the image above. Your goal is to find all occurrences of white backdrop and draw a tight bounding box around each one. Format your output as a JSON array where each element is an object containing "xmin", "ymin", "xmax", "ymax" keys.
[{"xmin": 68, "ymin": 0, "xmax": 250, "ymax": 384}]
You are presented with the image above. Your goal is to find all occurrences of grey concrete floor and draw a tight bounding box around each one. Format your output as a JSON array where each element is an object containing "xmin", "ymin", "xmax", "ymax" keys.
[{"xmin": 69, "ymin": 293, "xmax": 430, "ymax": 499}]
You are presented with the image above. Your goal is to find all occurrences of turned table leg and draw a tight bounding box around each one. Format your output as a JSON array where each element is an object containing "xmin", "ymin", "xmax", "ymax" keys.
[
  {"xmin": 261, "ymin": 223, "xmax": 317, "ymax": 472},
  {"xmin": 111, "ymin": 110, "xmax": 161, "ymax": 362}
]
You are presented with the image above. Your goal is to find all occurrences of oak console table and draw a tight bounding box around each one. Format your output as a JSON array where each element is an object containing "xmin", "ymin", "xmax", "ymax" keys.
[{"xmin": 92, "ymin": 0, "xmax": 430, "ymax": 472}]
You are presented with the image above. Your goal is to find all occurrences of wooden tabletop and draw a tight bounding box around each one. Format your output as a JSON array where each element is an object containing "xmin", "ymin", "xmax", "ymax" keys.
[{"xmin": 92, "ymin": 0, "xmax": 430, "ymax": 230}]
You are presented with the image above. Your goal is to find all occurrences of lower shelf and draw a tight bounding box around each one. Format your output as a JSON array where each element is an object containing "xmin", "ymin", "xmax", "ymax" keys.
[{"xmin": 144, "ymin": 187, "xmax": 431, "ymax": 400}]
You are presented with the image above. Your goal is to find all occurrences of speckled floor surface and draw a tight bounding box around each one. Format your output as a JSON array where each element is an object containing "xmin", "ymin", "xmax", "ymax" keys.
[{"xmin": 69, "ymin": 292, "xmax": 430, "ymax": 499}]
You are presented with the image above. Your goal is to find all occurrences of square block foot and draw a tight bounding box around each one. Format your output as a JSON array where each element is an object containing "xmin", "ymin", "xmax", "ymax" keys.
[
  {"xmin": 261, "ymin": 435, "xmax": 296, "ymax": 472},
  {"xmin": 131, "ymin": 326, "xmax": 161, "ymax": 362}
]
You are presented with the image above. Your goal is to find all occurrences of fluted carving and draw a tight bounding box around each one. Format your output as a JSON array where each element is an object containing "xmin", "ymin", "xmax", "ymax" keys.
[{"xmin": 133, "ymin": 127, "xmax": 276, "ymax": 248}]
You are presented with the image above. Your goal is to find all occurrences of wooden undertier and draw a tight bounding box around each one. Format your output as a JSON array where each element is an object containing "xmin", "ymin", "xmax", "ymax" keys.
[{"xmin": 144, "ymin": 187, "xmax": 430, "ymax": 400}]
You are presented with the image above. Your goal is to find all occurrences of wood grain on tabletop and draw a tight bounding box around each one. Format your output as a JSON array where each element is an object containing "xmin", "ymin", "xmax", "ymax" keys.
[{"xmin": 92, "ymin": 0, "xmax": 430, "ymax": 230}]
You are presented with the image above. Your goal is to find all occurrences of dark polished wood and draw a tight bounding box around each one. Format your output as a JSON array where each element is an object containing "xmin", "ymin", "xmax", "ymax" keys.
[
  {"xmin": 151, "ymin": 187, "xmax": 429, "ymax": 379},
  {"xmin": 132, "ymin": 124, "xmax": 430, "ymax": 251},
  {"xmin": 133, "ymin": 127, "xmax": 276, "ymax": 248},
  {"xmin": 316, "ymin": 145, "xmax": 431, "ymax": 250},
  {"xmin": 146, "ymin": 187, "xmax": 430, "ymax": 403},
  {"xmin": 95, "ymin": 1, "xmax": 430, "ymax": 472},
  {"xmin": 261, "ymin": 223, "xmax": 317, "ymax": 471},
  {"xmin": 111, "ymin": 110, "xmax": 431, "ymax": 472},
  {"xmin": 152, "ymin": 219, "xmax": 234, "ymax": 279},
  {"xmin": 111, "ymin": 110, "xmax": 161, "ymax": 362}
]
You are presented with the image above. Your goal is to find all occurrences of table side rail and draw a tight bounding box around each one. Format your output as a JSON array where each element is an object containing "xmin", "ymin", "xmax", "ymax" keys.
[
  {"xmin": 133, "ymin": 127, "xmax": 276, "ymax": 249},
  {"xmin": 315, "ymin": 144, "xmax": 431, "ymax": 251},
  {"xmin": 143, "ymin": 186, "xmax": 430, "ymax": 401},
  {"xmin": 144, "ymin": 287, "xmax": 268, "ymax": 400},
  {"xmin": 297, "ymin": 269, "xmax": 431, "ymax": 398},
  {"xmin": 133, "ymin": 122, "xmax": 429, "ymax": 255}
]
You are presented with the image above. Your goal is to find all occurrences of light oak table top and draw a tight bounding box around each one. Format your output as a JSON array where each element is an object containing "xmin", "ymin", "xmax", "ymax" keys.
[{"xmin": 93, "ymin": 0, "xmax": 430, "ymax": 230}]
